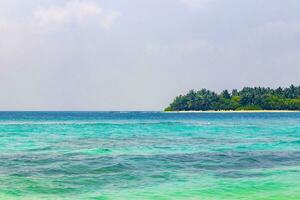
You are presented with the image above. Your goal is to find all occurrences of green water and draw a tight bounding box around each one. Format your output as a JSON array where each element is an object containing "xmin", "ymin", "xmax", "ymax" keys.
[{"xmin": 0, "ymin": 112, "xmax": 300, "ymax": 199}]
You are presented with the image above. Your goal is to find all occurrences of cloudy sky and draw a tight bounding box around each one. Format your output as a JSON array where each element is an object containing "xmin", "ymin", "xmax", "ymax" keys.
[{"xmin": 0, "ymin": 0, "xmax": 300, "ymax": 110}]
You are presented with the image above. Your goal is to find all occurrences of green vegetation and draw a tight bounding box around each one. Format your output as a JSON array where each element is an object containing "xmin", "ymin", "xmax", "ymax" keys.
[{"xmin": 165, "ymin": 85, "xmax": 300, "ymax": 111}]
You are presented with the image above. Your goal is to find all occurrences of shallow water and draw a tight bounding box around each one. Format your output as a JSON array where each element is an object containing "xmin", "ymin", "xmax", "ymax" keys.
[{"xmin": 0, "ymin": 112, "xmax": 300, "ymax": 199}]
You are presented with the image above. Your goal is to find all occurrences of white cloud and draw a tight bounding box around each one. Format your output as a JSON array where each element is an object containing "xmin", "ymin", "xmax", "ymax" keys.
[
  {"xmin": 0, "ymin": 19, "xmax": 15, "ymax": 33},
  {"xmin": 180, "ymin": 0, "xmax": 213, "ymax": 9},
  {"xmin": 33, "ymin": 0, "xmax": 120, "ymax": 29},
  {"xmin": 99, "ymin": 11, "xmax": 120, "ymax": 30}
]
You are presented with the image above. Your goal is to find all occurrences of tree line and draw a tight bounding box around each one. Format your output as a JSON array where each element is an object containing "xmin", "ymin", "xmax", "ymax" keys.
[{"xmin": 165, "ymin": 85, "xmax": 300, "ymax": 111}]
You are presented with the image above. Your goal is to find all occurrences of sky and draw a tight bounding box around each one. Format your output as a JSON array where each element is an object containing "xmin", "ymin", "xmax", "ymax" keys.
[{"xmin": 0, "ymin": 0, "xmax": 300, "ymax": 111}]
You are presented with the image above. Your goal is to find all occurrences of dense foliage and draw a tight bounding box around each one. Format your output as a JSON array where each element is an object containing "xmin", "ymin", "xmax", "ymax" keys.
[{"xmin": 165, "ymin": 85, "xmax": 300, "ymax": 111}]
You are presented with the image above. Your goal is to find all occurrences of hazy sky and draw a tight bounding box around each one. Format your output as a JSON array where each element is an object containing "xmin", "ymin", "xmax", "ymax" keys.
[{"xmin": 0, "ymin": 0, "xmax": 300, "ymax": 110}]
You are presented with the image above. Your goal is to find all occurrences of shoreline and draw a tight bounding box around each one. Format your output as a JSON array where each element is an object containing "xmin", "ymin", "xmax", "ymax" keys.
[{"xmin": 164, "ymin": 110, "xmax": 300, "ymax": 113}]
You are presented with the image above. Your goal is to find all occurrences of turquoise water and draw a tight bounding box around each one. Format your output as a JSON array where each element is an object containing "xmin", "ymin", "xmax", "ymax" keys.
[{"xmin": 0, "ymin": 112, "xmax": 300, "ymax": 199}]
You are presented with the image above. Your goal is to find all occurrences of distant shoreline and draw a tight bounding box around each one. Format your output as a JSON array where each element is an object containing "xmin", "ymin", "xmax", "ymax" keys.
[
  {"xmin": 164, "ymin": 110, "xmax": 300, "ymax": 113},
  {"xmin": 165, "ymin": 86, "xmax": 300, "ymax": 112}
]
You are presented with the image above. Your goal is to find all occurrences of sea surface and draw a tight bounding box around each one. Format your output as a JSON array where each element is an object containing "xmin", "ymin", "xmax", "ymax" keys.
[{"xmin": 0, "ymin": 112, "xmax": 300, "ymax": 200}]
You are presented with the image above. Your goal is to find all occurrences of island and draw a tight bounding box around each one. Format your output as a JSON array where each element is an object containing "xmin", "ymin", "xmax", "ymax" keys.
[{"xmin": 165, "ymin": 85, "xmax": 300, "ymax": 111}]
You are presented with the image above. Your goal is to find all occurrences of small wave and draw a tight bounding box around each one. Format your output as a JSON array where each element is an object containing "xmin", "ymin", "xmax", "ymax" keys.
[
  {"xmin": 91, "ymin": 163, "xmax": 132, "ymax": 174},
  {"xmin": 0, "ymin": 121, "xmax": 112, "ymax": 125},
  {"xmin": 0, "ymin": 120, "xmax": 203, "ymax": 126}
]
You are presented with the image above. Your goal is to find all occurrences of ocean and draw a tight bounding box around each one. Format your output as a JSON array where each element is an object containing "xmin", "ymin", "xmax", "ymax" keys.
[{"xmin": 0, "ymin": 112, "xmax": 300, "ymax": 199}]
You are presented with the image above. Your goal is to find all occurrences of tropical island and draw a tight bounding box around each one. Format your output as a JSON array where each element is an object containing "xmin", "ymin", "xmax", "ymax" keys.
[{"xmin": 165, "ymin": 85, "xmax": 300, "ymax": 111}]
